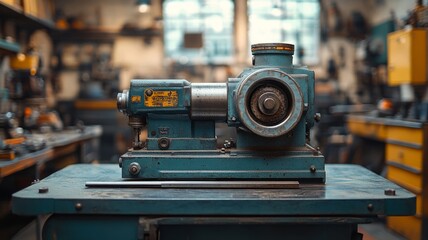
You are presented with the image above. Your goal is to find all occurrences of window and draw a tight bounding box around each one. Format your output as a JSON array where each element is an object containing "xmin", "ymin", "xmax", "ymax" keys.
[
  {"xmin": 163, "ymin": 0, "xmax": 234, "ymax": 64},
  {"xmin": 248, "ymin": 0, "xmax": 320, "ymax": 65}
]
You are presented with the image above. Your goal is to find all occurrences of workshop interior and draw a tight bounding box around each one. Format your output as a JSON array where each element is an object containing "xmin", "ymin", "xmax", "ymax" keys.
[{"xmin": 0, "ymin": 0, "xmax": 427, "ymax": 239}]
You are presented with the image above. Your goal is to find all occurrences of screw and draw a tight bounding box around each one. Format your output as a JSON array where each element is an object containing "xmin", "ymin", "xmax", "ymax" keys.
[
  {"xmin": 158, "ymin": 138, "xmax": 170, "ymax": 150},
  {"xmin": 145, "ymin": 89, "xmax": 153, "ymax": 96},
  {"xmin": 118, "ymin": 157, "xmax": 123, "ymax": 168},
  {"xmin": 384, "ymin": 188, "xmax": 396, "ymax": 196},
  {"xmin": 220, "ymin": 148, "xmax": 226, "ymax": 154},
  {"xmin": 314, "ymin": 113, "xmax": 321, "ymax": 122},
  {"xmin": 310, "ymin": 165, "xmax": 316, "ymax": 173},
  {"xmin": 31, "ymin": 179, "xmax": 40, "ymax": 185},
  {"xmin": 75, "ymin": 203, "xmax": 82, "ymax": 211},
  {"xmin": 367, "ymin": 203, "xmax": 374, "ymax": 212},
  {"xmin": 304, "ymin": 103, "xmax": 309, "ymax": 110},
  {"xmin": 128, "ymin": 162, "xmax": 141, "ymax": 176},
  {"xmin": 38, "ymin": 187, "xmax": 48, "ymax": 193},
  {"xmin": 231, "ymin": 116, "xmax": 237, "ymax": 122}
]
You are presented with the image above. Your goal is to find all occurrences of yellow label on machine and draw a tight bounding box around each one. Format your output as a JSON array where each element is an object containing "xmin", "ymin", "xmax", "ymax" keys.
[
  {"xmin": 131, "ymin": 96, "xmax": 141, "ymax": 103},
  {"xmin": 144, "ymin": 91, "xmax": 178, "ymax": 107}
]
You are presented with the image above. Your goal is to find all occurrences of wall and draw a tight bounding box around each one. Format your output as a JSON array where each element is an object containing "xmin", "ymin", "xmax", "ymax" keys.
[
  {"xmin": 54, "ymin": 0, "xmax": 417, "ymax": 101},
  {"xmin": 369, "ymin": 0, "xmax": 414, "ymax": 25},
  {"xmin": 55, "ymin": 0, "xmax": 164, "ymax": 99}
]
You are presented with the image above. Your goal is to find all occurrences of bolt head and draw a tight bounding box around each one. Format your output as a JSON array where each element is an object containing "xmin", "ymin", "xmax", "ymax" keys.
[
  {"xmin": 75, "ymin": 202, "xmax": 83, "ymax": 211},
  {"xmin": 158, "ymin": 138, "xmax": 170, "ymax": 150},
  {"xmin": 128, "ymin": 162, "xmax": 141, "ymax": 176},
  {"xmin": 38, "ymin": 187, "xmax": 49, "ymax": 193},
  {"xmin": 314, "ymin": 113, "xmax": 322, "ymax": 122},
  {"xmin": 263, "ymin": 98, "xmax": 276, "ymax": 110},
  {"xmin": 384, "ymin": 188, "xmax": 396, "ymax": 196},
  {"xmin": 145, "ymin": 89, "xmax": 153, "ymax": 96}
]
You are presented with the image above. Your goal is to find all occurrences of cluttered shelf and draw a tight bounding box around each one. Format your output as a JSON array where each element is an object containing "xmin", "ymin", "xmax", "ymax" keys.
[
  {"xmin": 0, "ymin": 125, "xmax": 102, "ymax": 178},
  {"xmin": 0, "ymin": 38, "xmax": 20, "ymax": 54},
  {"xmin": 51, "ymin": 28, "xmax": 161, "ymax": 42},
  {"xmin": 0, "ymin": 2, "xmax": 55, "ymax": 29}
]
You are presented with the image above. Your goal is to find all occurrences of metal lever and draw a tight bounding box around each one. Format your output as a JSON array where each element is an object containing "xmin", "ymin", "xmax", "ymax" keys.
[{"xmin": 85, "ymin": 181, "xmax": 300, "ymax": 189}]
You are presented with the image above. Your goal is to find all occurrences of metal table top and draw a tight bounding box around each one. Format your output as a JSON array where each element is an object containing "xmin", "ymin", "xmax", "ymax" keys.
[{"xmin": 12, "ymin": 164, "xmax": 415, "ymax": 217}]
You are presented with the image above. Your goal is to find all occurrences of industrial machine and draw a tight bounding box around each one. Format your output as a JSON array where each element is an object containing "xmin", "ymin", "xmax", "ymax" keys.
[
  {"xmin": 116, "ymin": 43, "xmax": 325, "ymax": 182},
  {"xmin": 11, "ymin": 43, "xmax": 415, "ymax": 240}
]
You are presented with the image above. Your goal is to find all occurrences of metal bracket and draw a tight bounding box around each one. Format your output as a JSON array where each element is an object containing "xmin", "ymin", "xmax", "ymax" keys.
[{"xmin": 138, "ymin": 218, "xmax": 159, "ymax": 240}]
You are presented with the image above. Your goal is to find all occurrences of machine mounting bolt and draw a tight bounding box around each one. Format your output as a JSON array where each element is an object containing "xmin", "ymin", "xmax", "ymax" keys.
[
  {"xmin": 38, "ymin": 187, "xmax": 48, "ymax": 193},
  {"xmin": 367, "ymin": 203, "xmax": 374, "ymax": 212},
  {"xmin": 75, "ymin": 203, "xmax": 83, "ymax": 211},
  {"xmin": 310, "ymin": 165, "xmax": 316, "ymax": 173},
  {"xmin": 231, "ymin": 116, "xmax": 237, "ymax": 122},
  {"xmin": 128, "ymin": 162, "xmax": 141, "ymax": 176},
  {"xmin": 384, "ymin": 188, "xmax": 396, "ymax": 196}
]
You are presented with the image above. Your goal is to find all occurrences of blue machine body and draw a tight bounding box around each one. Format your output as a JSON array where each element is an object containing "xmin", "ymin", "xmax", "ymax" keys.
[{"xmin": 117, "ymin": 43, "xmax": 325, "ymax": 182}]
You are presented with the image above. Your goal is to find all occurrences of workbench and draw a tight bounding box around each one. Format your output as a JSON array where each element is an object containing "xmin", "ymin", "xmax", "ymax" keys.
[
  {"xmin": 12, "ymin": 164, "xmax": 415, "ymax": 240},
  {"xmin": 0, "ymin": 125, "xmax": 102, "ymax": 179},
  {"xmin": 0, "ymin": 125, "xmax": 102, "ymax": 239},
  {"xmin": 347, "ymin": 115, "xmax": 427, "ymax": 239}
]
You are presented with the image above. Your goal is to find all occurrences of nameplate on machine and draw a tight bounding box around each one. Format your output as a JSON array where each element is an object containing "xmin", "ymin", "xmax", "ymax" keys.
[{"xmin": 144, "ymin": 91, "xmax": 178, "ymax": 107}]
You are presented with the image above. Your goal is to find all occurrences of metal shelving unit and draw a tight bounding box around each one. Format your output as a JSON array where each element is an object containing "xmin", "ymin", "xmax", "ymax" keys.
[{"xmin": 0, "ymin": 2, "xmax": 55, "ymax": 29}]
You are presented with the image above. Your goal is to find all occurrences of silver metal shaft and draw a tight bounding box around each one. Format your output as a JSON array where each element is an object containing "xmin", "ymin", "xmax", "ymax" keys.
[{"xmin": 190, "ymin": 83, "xmax": 228, "ymax": 120}]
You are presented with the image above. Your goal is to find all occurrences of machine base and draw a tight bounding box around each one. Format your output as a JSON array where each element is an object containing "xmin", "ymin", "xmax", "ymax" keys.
[
  {"xmin": 42, "ymin": 215, "xmax": 367, "ymax": 240},
  {"xmin": 120, "ymin": 149, "xmax": 326, "ymax": 182},
  {"xmin": 12, "ymin": 164, "xmax": 415, "ymax": 240}
]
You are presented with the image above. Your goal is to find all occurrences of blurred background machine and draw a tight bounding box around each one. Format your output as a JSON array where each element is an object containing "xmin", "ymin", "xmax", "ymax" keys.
[
  {"xmin": 8, "ymin": 49, "xmax": 62, "ymax": 131},
  {"xmin": 12, "ymin": 43, "xmax": 415, "ymax": 240}
]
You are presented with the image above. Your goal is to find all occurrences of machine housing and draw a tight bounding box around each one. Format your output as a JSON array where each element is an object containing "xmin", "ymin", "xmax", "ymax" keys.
[{"xmin": 117, "ymin": 43, "xmax": 325, "ymax": 182}]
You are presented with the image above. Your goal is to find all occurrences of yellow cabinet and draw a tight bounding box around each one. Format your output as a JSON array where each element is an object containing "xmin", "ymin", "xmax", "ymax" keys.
[
  {"xmin": 347, "ymin": 115, "xmax": 428, "ymax": 239},
  {"xmin": 388, "ymin": 29, "xmax": 428, "ymax": 86},
  {"xmin": 386, "ymin": 144, "xmax": 423, "ymax": 171},
  {"xmin": 388, "ymin": 216, "xmax": 421, "ymax": 240}
]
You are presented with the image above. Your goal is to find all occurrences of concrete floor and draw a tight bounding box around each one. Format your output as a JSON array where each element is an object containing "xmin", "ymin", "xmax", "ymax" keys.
[
  {"xmin": 359, "ymin": 222, "xmax": 406, "ymax": 240},
  {"xmin": 11, "ymin": 220, "xmax": 407, "ymax": 240}
]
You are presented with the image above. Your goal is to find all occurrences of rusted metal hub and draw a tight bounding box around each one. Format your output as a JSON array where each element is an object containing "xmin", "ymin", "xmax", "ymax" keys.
[{"xmin": 249, "ymin": 85, "xmax": 288, "ymax": 126}]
